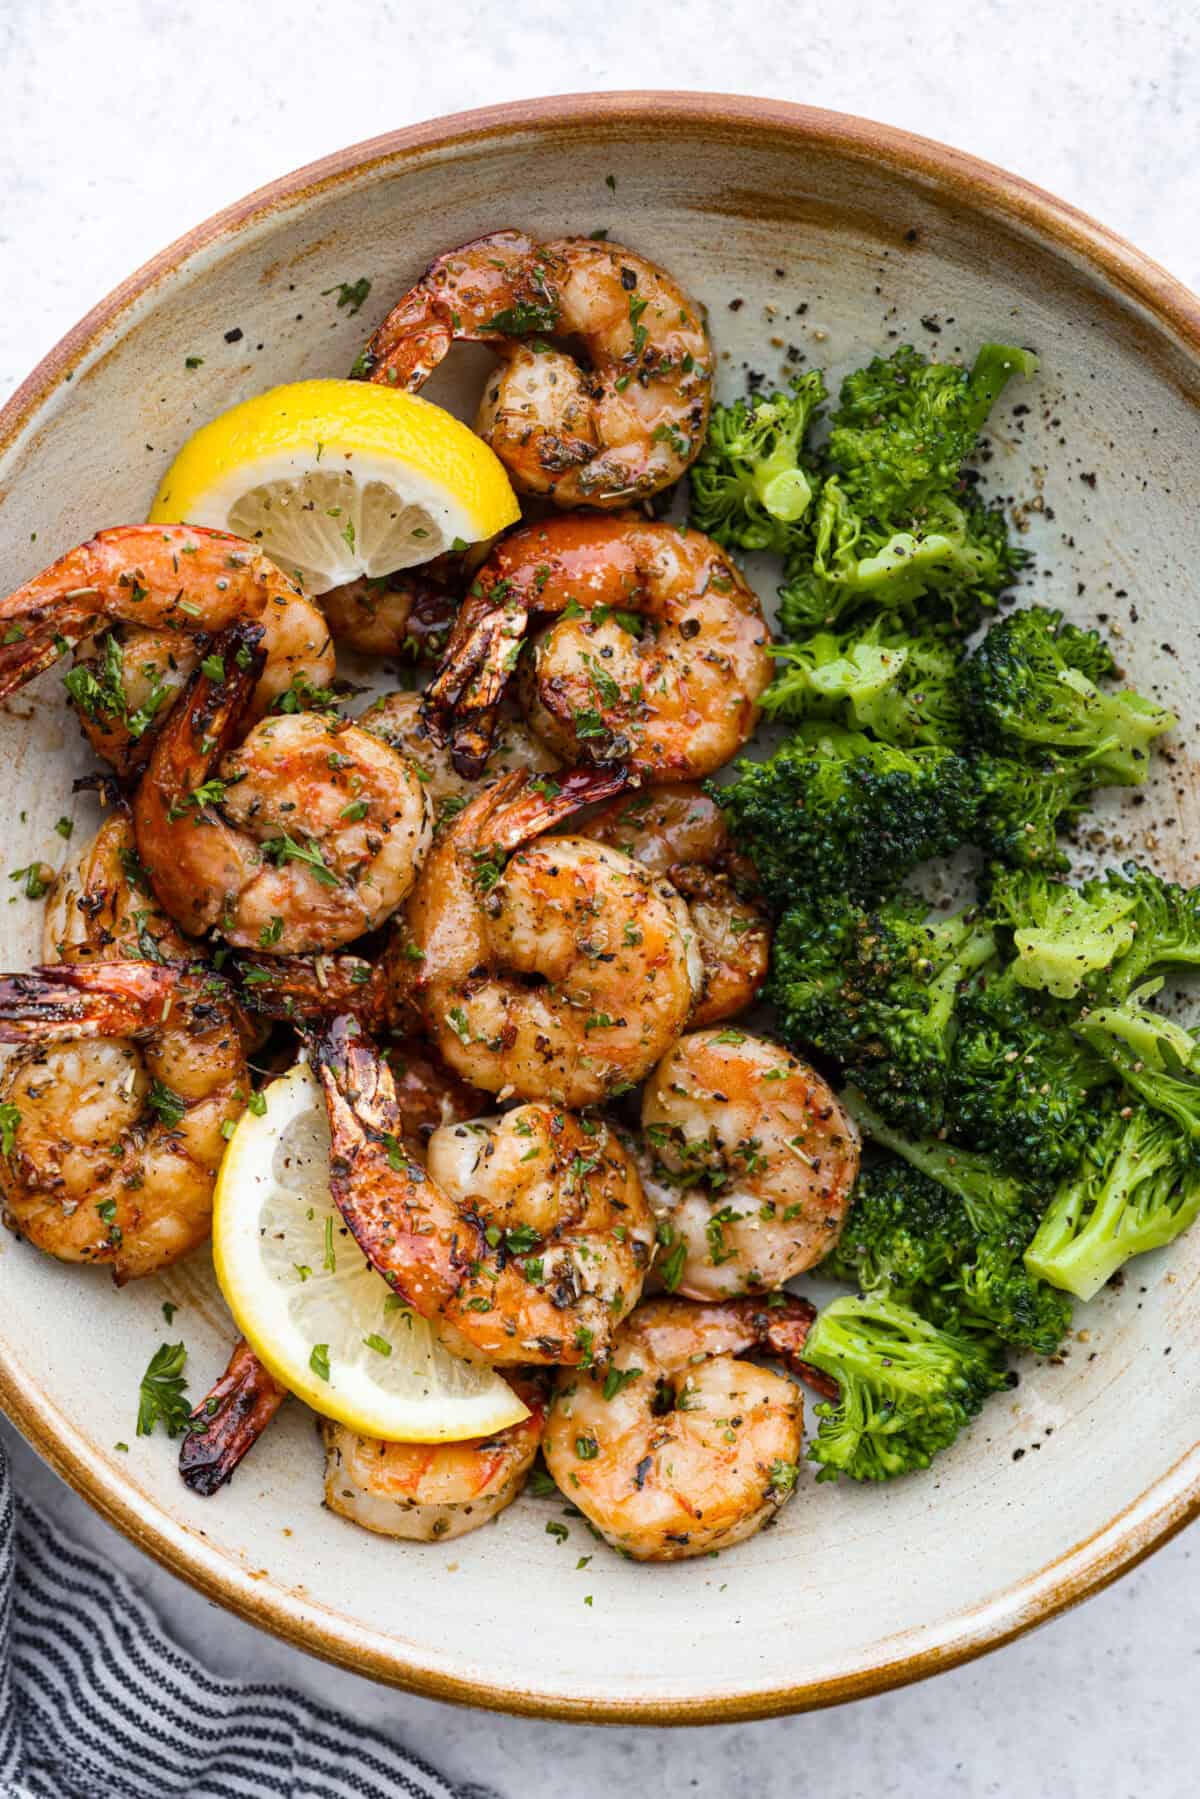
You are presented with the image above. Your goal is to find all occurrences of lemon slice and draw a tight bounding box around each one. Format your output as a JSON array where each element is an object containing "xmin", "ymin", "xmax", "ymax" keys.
[
  {"xmin": 149, "ymin": 378, "xmax": 520, "ymax": 594},
  {"xmin": 213, "ymin": 1060, "xmax": 528, "ymax": 1441}
]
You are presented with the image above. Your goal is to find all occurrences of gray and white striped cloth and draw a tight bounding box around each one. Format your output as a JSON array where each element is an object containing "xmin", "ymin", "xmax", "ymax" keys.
[{"xmin": 0, "ymin": 1438, "xmax": 490, "ymax": 1799}]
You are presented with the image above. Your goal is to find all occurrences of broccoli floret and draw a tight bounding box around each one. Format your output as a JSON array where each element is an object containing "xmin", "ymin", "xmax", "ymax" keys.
[
  {"xmin": 1084, "ymin": 862, "xmax": 1200, "ymax": 1001},
  {"xmin": 1074, "ymin": 989, "xmax": 1200, "ymax": 1141},
  {"xmin": 801, "ymin": 1293, "xmax": 1009, "ymax": 1482},
  {"xmin": 687, "ymin": 372, "xmax": 825, "ymax": 553},
  {"xmin": 969, "ymin": 750, "xmax": 1097, "ymax": 872},
  {"xmin": 769, "ymin": 894, "xmax": 996, "ymax": 1132},
  {"xmin": 777, "ymin": 485, "xmax": 1021, "ymax": 637},
  {"xmin": 776, "ymin": 343, "xmax": 1035, "ymax": 635},
  {"xmin": 838, "ymin": 1091, "xmax": 1072, "ymax": 1353},
  {"xmin": 714, "ymin": 724, "xmax": 979, "ymax": 906},
  {"xmin": 762, "ymin": 623, "xmax": 965, "ymax": 747},
  {"xmin": 822, "ymin": 1155, "xmax": 969, "ymax": 1294},
  {"xmin": 987, "ymin": 865, "xmax": 1138, "ymax": 999},
  {"xmin": 961, "ymin": 606, "xmax": 1174, "ymax": 785},
  {"xmin": 947, "ymin": 968, "xmax": 1114, "ymax": 1185},
  {"xmin": 1026, "ymin": 1105, "xmax": 1200, "ymax": 1299}
]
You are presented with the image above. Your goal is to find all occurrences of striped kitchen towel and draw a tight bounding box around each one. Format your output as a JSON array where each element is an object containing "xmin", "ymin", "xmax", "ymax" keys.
[{"xmin": 0, "ymin": 1438, "xmax": 494, "ymax": 1799}]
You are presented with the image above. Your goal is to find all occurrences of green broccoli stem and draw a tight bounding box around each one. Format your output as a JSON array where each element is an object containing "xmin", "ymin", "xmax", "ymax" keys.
[
  {"xmin": 754, "ymin": 454, "xmax": 812, "ymax": 524},
  {"xmin": 962, "ymin": 344, "xmax": 1040, "ymax": 438}
]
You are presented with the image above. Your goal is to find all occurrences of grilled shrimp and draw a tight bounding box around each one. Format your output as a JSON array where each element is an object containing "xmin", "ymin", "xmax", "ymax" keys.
[
  {"xmin": 43, "ymin": 810, "xmax": 188, "ymax": 967},
  {"xmin": 423, "ymin": 515, "xmax": 772, "ymax": 781},
  {"xmin": 0, "ymin": 526, "xmax": 333, "ymax": 775},
  {"xmin": 322, "ymin": 1370, "xmax": 549, "ymax": 1541},
  {"xmin": 320, "ymin": 570, "xmax": 456, "ymax": 660},
  {"xmin": 543, "ymin": 1294, "xmax": 818, "ymax": 1561},
  {"xmin": 640, "ymin": 1030, "xmax": 859, "ymax": 1300},
  {"xmin": 133, "ymin": 625, "xmax": 431, "ymax": 954},
  {"xmin": 585, "ymin": 785, "xmax": 770, "ymax": 1028},
  {"xmin": 358, "ymin": 690, "xmax": 559, "ymax": 828},
  {"xmin": 180, "ymin": 1041, "xmax": 481, "ymax": 1496},
  {"xmin": 0, "ymin": 962, "xmax": 246, "ymax": 1281},
  {"xmin": 403, "ymin": 769, "xmax": 702, "ymax": 1107},
  {"xmin": 315, "ymin": 1015, "xmax": 649, "ymax": 1365},
  {"xmin": 360, "ymin": 230, "xmax": 713, "ymax": 507}
]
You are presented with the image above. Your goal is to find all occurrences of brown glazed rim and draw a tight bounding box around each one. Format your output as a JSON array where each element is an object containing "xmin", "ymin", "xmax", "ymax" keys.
[{"xmin": 2, "ymin": 91, "xmax": 1200, "ymax": 1724}]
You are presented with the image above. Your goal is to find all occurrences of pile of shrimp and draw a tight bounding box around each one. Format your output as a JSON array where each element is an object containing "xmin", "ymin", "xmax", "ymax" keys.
[{"xmin": 0, "ymin": 227, "xmax": 860, "ymax": 1564}]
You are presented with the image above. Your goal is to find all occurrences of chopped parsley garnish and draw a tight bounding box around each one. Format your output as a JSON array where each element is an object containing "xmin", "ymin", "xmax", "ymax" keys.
[
  {"xmin": 322, "ymin": 277, "xmax": 372, "ymax": 315},
  {"xmin": 136, "ymin": 1341, "xmax": 191, "ymax": 1439}
]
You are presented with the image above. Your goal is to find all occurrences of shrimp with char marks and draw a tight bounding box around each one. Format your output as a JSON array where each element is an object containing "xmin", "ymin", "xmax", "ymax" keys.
[
  {"xmin": 133, "ymin": 624, "xmax": 432, "ymax": 954},
  {"xmin": 43, "ymin": 810, "xmax": 188, "ymax": 967},
  {"xmin": 0, "ymin": 962, "xmax": 246, "ymax": 1282},
  {"xmin": 543, "ymin": 1293, "xmax": 819, "ymax": 1561},
  {"xmin": 423, "ymin": 515, "xmax": 772, "ymax": 782},
  {"xmin": 322, "ymin": 1370, "xmax": 549, "ymax": 1541},
  {"xmin": 585, "ymin": 785, "xmax": 770, "ymax": 1028},
  {"xmin": 640, "ymin": 1030, "xmax": 859, "ymax": 1300},
  {"xmin": 359, "ymin": 230, "xmax": 713, "ymax": 508},
  {"xmin": 313, "ymin": 1015, "xmax": 652, "ymax": 1366},
  {"xmin": 403, "ymin": 768, "xmax": 703, "ymax": 1107},
  {"xmin": 0, "ymin": 526, "xmax": 334, "ymax": 776}
]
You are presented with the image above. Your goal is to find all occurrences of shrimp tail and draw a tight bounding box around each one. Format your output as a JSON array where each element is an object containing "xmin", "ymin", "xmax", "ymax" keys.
[
  {"xmin": 0, "ymin": 541, "xmax": 112, "ymax": 695},
  {"xmin": 178, "ymin": 1339, "xmax": 287, "ymax": 1497},
  {"xmin": 132, "ymin": 621, "xmax": 266, "ymax": 932},
  {"xmin": 422, "ymin": 591, "xmax": 531, "ymax": 779},
  {"xmin": 235, "ymin": 955, "xmax": 390, "ymax": 1030},
  {"xmin": 474, "ymin": 766, "xmax": 633, "ymax": 856},
  {"xmin": 748, "ymin": 1295, "xmax": 839, "ymax": 1401},
  {"xmin": 0, "ymin": 961, "xmax": 187, "ymax": 1041},
  {"xmin": 312, "ymin": 1016, "xmax": 477, "ymax": 1316}
]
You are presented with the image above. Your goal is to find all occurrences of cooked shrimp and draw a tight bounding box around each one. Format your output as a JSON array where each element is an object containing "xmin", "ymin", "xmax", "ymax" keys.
[
  {"xmin": 322, "ymin": 1370, "xmax": 548, "ymax": 1541},
  {"xmin": 179, "ymin": 1340, "xmax": 287, "ymax": 1497},
  {"xmin": 0, "ymin": 526, "xmax": 334, "ymax": 775},
  {"xmin": 359, "ymin": 690, "xmax": 559, "ymax": 827},
  {"xmin": 585, "ymin": 785, "xmax": 770, "ymax": 1027},
  {"xmin": 543, "ymin": 1293, "xmax": 818, "ymax": 1561},
  {"xmin": 133, "ymin": 625, "xmax": 431, "ymax": 954},
  {"xmin": 320, "ymin": 570, "xmax": 456, "ymax": 660},
  {"xmin": 360, "ymin": 230, "xmax": 713, "ymax": 507},
  {"xmin": 180, "ymin": 1035, "xmax": 483, "ymax": 1497},
  {"xmin": 404, "ymin": 769, "xmax": 702, "ymax": 1107},
  {"xmin": 0, "ymin": 962, "xmax": 246, "ymax": 1282},
  {"xmin": 315, "ymin": 1015, "xmax": 650, "ymax": 1365},
  {"xmin": 640, "ymin": 1030, "xmax": 859, "ymax": 1300},
  {"xmin": 423, "ymin": 515, "xmax": 772, "ymax": 781},
  {"xmin": 43, "ymin": 810, "xmax": 188, "ymax": 967}
]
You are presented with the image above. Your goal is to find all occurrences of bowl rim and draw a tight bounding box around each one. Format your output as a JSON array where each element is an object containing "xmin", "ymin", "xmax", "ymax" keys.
[{"xmin": 2, "ymin": 89, "xmax": 1199, "ymax": 1724}]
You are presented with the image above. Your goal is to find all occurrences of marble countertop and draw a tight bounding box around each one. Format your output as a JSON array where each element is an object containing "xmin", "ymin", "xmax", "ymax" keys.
[{"xmin": 2, "ymin": 2, "xmax": 1197, "ymax": 1794}]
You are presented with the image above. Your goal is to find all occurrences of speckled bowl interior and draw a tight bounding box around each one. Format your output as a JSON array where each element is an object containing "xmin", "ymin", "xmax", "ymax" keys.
[{"xmin": 1, "ymin": 95, "xmax": 1199, "ymax": 1722}]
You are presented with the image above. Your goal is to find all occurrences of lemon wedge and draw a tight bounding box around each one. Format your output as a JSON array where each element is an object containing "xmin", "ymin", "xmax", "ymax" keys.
[
  {"xmin": 149, "ymin": 378, "xmax": 520, "ymax": 594},
  {"xmin": 213, "ymin": 1061, "xmax": 528, "ymax": 1441}
]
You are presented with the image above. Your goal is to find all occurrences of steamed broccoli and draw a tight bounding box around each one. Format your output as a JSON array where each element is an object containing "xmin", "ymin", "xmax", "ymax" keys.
[
  {"xmin": 1026, "ymin": 1105, "xmax": 1200, "ymax": 1299},
  {"xmin": 776, "ymin": 343, "xmax": 1035, "ymax": 635},
  {"xmin": 837, "ymin": 1091, "xmax": 1073, "ymax": 1353},
  {"xmin": 1083, "ymin": 862, "xmax": 1200, "ymax": 1001},
  {"xmin": 713, "ymin": 724, "xmax": 979, "ymax": 906},
  {"xmin": 987, "ymin": 866, "xmax": 1138, "ymax": 999},
  {"xmin": 687, "ymin": 371, "xmax": 826, "ymax": 553},
  {"xmin": 761, "ymin": 623, "xmax": 965, "ymax": 747},
  {"xmin": 947, "ymin": 968, "xmax": 1114, "ymax": 1185},
  {"xmin": 969, "ymin": 751, "xmax": 1098, "ymax": 872},
  {"xmin": 961, "ymin": 606, "xmax": 1175, "ymax": 785},
  {"xmin": 1073, "ymin": 990, "xmax": 1200, "ymax": 1141},
  {"xmin": 801, "ymin": 1293, "xmax": 1009, "ymax": 1482},
  {"xmin": 769, "ymin": 894, "xmax": 995, "ymax": 1132}
]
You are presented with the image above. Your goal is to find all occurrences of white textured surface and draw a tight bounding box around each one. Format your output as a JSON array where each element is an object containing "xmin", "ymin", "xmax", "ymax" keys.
[{"xmin": 1, "ymin": 1, "xmax": 1198, "ymax": 1794}]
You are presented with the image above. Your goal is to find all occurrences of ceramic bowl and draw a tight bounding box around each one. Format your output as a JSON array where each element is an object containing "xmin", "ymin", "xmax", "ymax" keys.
[{"xmin": 1, "ymin": 93, "xmax": 1199, "ymax": 1723}]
